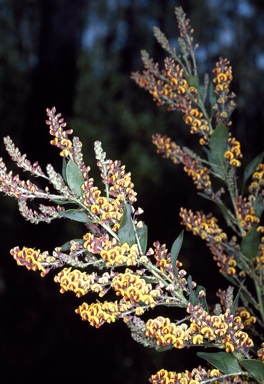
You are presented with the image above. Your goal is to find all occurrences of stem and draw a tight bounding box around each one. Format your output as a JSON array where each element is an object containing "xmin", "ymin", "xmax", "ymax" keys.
[
  {"xmin": 142, "ymin": 261, "xmax": 189, "ymax": 307},
  {"xmin": 201, "ymin": 372, "xmax": 248, "ymax": 384}
]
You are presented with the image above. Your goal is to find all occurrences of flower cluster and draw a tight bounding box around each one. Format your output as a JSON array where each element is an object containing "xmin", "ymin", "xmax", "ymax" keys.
[
  {"xmin": 224, "ymin": 136, "xmax": 243, "ymax": 167},
  {"xmin": 212, "ymin": 57, "xmax": 236, "ymax": 125},
  {"xmin": 145, "ymin": 303, "xmax": 253, "ymax": 355},
  {"xmin": 83, "ymin": 232, "xmax": 140, "ymax": 267},
  {"xmin": 132, "ymin": 53, "xmax": 212, "ymax": 145},
  {"xmin": 152, "ymin": 134, "xmax": 213, "ymax": 194},
  {"xmin": 236, "ymin": 306, "xmax": 257, "ymax": 328},
  {"xmin": 76, "ymin": 301, "xmax": 122, "ymax": 328},
  {"xmin": 47, "ymin": 107, "xmax": 74, "ymax": 158},
  {"xmin": 54, "ymin": 267, "xmax": 107, "ymax": 298},
  {"xmin": 179, "ymin": 209, "xmax": 237, "ymax": 275},
  {"xmin": 150, "ymin": 367, "xmax": 222, "ymax": 384},
  {"xmin": 248, "ymin": 163, "xmax": 264, "ymax": 195},
  {"xmin": 10, "ymin": 246, "xmax": 61, "ymax": 277},
  {"xmin": 149, "ymin": 367, "xmax": 252, "ymax": 384},
  {"xmin": 235, "ymin": 195, "xmax": 260, "ymax": 234},
  {"xmin": 187, "ymin": 304, "xmax": 253, "ymax": 354}
]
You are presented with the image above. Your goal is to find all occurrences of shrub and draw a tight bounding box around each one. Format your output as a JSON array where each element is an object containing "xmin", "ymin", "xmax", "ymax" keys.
[{"xmin": 0, "ymin": 6, "xmax": 263, "ymax": 383}]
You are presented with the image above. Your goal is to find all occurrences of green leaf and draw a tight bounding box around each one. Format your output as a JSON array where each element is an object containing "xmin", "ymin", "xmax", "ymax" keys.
[
  {"xmin": 187, "ymin": 278, "xmax": 208, "ymax": 309},
  {"xmin": 50, "ymin": 199, "xmax": 71, "ymax": 205},
  {"xmin": 170, "ymin": 231, "xmax": 184, "ymax": 277},
  {"xmin": 198, "ymin": 192, "xmax": 232, "ymax": 226},
  {"xmin": 118, "ymin": 203, "xmax": 136, "ymax": 247},
  {"xmin": 243, "ymin": 151, "xmax": 264, "ymax": 188},
  {"xmin": 241, "ymin": 227, "xmax": 260, "ymax": 261},
  {"xmin": 187, "ymin": 275, "xmax": 197, "ymax": 305},
  {"xmin": 199, "ymin": 85, "xmax": 205, "ymax": 100},
  {"xmin": 209, "ymin": 81, "xmax": 217, "ymax": 107},
  {"xmin": 60, "ymin": 209, "xmax": 90, "ymax": 222},
  {"xmin": 209, "ymin": 122, "xmax": 228, "ymax": 175},
  {"xmin": 197, "ymin": 352, "xmax": 241, "ymax": 374},
  {"xmin": 231, "ymin": 280, "xmax": 245, "ymax": 317},
  {"xmin": 188, "ymin": 75, "xmax": 199, "ymax": 89},
  {"xmin": 223, "ymin": 275, "xmax": 257, "ymax": 307},
  {"xmin": 254, "ymin": 195, "xmax": 264, "ymax": 219},
  {"xmin": 136, "ymin": 223, "xmax": 148, "ymax": 254},
  {"xmin": 223, "ymin": 273, "xmax": 238, "ymax": 287},
  {"xmin": 156, "ymin": 344, "xmax": 173, "ymax": 352},
  {"xmin": 202, "ymin": 147, "xmax": 225, "ymax": 178},
  {"xmin": 195, "ymin": 285, "xmax": 208, "ymax": 311},
  {"xmin": 239, "ymin": 359, "xmax": 264, "ymax": 382},
  {"xmin": 60, "ymin": 239, "xmax": 84, "ymax": 252},
  {"xmin": 65, "ymin": 160, "xmax": 84, "ymax": 197},
  {"xmin": 62, "ymin": 157, "xmax": 67, "ymax": 181}
]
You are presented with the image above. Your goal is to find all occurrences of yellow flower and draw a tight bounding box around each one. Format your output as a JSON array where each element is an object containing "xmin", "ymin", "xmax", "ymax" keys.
[{"xmin": 192, "ymin": 334, "xmax": 203, "ymax": 345}]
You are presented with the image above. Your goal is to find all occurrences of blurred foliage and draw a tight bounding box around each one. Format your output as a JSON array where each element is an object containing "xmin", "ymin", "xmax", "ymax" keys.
[{"xmin": 0, "ymin": 0, "xmax": 263, "ymax": 383}]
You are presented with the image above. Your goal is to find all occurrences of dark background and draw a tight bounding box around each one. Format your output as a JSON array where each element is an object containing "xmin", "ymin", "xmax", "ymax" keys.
[{"xmin": 0, "ymin": 0, "xmax": 263, "ymax": 382}]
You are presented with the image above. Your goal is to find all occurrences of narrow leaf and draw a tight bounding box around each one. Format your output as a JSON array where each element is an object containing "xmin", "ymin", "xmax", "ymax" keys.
[
  {"xmin": 60, "ymin": 209, "xmax": 90, "ymax": 223},
  {"xmin": 197, "ymin": 352, "xmax": 241, "ymax": 374},
  {"xmin": 254, "ymin": 195, "xmax": 264, "ymax": 219},
  {"xmin": 239, "ymin": 359, "xmax": 264, "ymax": 382},
  {"xmin": 243, "ymin": 151, "xmax": 264, "ymax": 188},
  {"xmin": 199, "ymin": 85, "xmax": 205, "ymax": 100},
  {"xmin": 60, "ymin": 239, "xmax": 84, "ymax": 252},
  {"xmin": 196, "ymin": 285, "xmax": 208, "ymax": 311},
  {"xmin": 65, "ymin": 160, "xmax": 84, "ymax": 197},
  {"xmin": 241, "ymin": 227, "xmax": 260, "ymax": 261},
  {"xmin": 156, "ymin": 345, "xmax": 173, "ymax": 352},
  {"xmin": 198, "ymin": 192, "xmax": 232, "ymax": 226},
  {"xmin": 209, "ymin": 122, "xmax": 228, "ymax": 173},
  {"xmin": 62, "ymin": 157, "xmax": 67, "ymax": 181},
  {"xmin": 170, "ymin": 231, "xmax": 184, "ymax": 277},
  {"xmin": 223, "ymin": 273, "xmax": 238, "ymax": 287},
  {"xmin": 136, "ymin": 223, "xmax": 148, "ymax": 254},
  {"xmin": 50, "ymin": 199, "xmax": 71, "ymax": 205},
  {"xmin": 209, "ymin": 81, "xmax": 217, "ymax": 107},
  {"xmin": 203, "ymin": 147, "xmax": 225, "ymax": 178},
  {"xmin": 231, "ymin": 280, "xmax": 245, "ymax": 317},
  {"xmin": 188, "ymin": 75, "xmax": 199, "ymax": 89},
  {"xmin": 118, "ymin": 203, "xmax": 136, "ymax": 247},
  {"xmin": 187, "ymin": 275, "xmax": 197, "ymax": 306}
]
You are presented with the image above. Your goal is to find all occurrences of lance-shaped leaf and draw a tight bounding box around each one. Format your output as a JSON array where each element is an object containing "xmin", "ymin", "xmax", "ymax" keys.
[
  {"xmin": 195, "ymin": 285, "xmax": 208, "ymax": 311},
  {"xmin": 209, "ymin": 122, "xmax": 228, "ymax": 177},
  {"xmin": 170, "ymin": 231, "xmax": 184, "ymax": 277},
  {"xmin": 187, "ymin": 275, "xmax": 197, "ymax": 306},
  {"xmin": 65, "ymin": 160, "xmax": 84, "ymax": 197},
  {"xmin": 187, "ymin": 276, "xmax": 208, "ymax": 309},
  {"xmin": 239, "ymin": 359, "xmax": 264, "ymax": 382},
  {"xmin": 241, "ymin": 226, "xmax": 260, "ymax": 262},
  {"xmin": 60, "ymin": 209, "xmax": 91, "ymax": 223},
  {"xmin": 209, "ymin": 81, "xmax": 217, "ymax": 108},
  {"xmin": 50, "ymin": 199, "xmax": 71, "ymax": 205},
  {"xmin": 60, "ymin": 239, "xmax": 84, "ymax": 252},
  {"xmin": 197, "ymin": 352, "xmax": 241, "ymax": 374},
  {"xmin": 156, "ymin": 344, "xmax": 173, "ymax": 352},
  {"xmin": 243, "ymin": 151, "xmax": 264, "ymax": 191},
  {"xmin": 231, "ymin": 280, "xmax": 245, "ymax": 317},
  {"xmin": 254, "ymin": 195, "xmax": 264, "ymax": 219},
  {"xmin": 136, "ymin": 223, "xmax": 148, "ymax": 254},
  {"xmin": 62, "ymin": 157, "xmax": 67, "ymax": 181},
  {"xmin": 198, "ymin": 192, "xmax": 233, "ymax": 227},
  {"xmin": 188, "ymin": 75, "xmax": 199, "ymax": 89},
  {"xmin": 118, "ymin": 203, "xmax": 136, "ymax": 247},
  {"xmin": 202, "ymin": 147, "xmax": 224, "ymax": 179}
]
